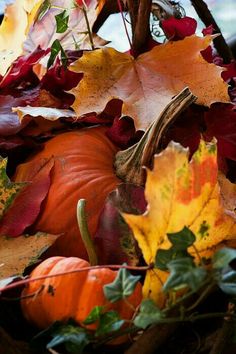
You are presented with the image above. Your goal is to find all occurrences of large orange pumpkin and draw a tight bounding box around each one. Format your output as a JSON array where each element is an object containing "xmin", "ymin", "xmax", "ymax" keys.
[
  {"xmin": 14, "ymin": 126, "xmax": 121, "ymax": 258},
  {"xmin": 21, "ymin": 256, "xmax": 142, "ymax": 331}
]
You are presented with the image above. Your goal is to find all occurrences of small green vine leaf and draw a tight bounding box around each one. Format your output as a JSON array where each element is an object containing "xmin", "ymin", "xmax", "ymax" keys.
[
  {"xmin": 46, "ymin": 324, "xmax": 90, "ymax": 353},
  {"xmin": 47, "ymin": 39, "xmax": 68, "ymax": 68},
  {"xmin": 103, "ymin": 268, "xmax": 141, "ymax": 303},
  {"xmin": 83, "ymin": 306, "xmax": 104, "ymax": 325},
  {"xmin": 134, "ymin": 299, "xmax": 163, "ymax": 329},
  {"xmin": 95, "ymin": 311, "xmax": 124, "ymax": 337},
  {"xmin": 55, "ymin": 10, "xmax": 70, "ymax": 34},
  {"xmin": 163, "ymin": 257, "xmax": 207, "ymax": 293},
  {"xmin": 35, "ymin": 0, "xmax": 51, "ymax": 22},
  {"xmin": 167, "ymin": 226, "xmax": 196, "ymax": 250}
]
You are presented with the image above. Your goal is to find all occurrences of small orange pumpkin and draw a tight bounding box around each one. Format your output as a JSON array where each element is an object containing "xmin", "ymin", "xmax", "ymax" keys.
[
  {"xmin": 21, "ymin": 256, "xmax": 142, "ymax": 331},
  {"xmin": 14, "ymin": 126, "xmax": 121, "ymax": 258}
]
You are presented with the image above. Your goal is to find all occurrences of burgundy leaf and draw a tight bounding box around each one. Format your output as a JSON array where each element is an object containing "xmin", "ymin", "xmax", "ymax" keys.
[
  {"xmin": 106, "ymin": 116, "xmax": 140, "ymax": 149},
  {"xmin": 204, "ymin": 103, "xmax": 236, "ymax": 168},
  {"xmin": 0, "ymin": 136, "xmax": 25, "ymax": 151},
  {"xmin": 162, "ymin": 105, "xmax": 202, "ymax": 157},
  {"xmin": 0, "ymin": 158, "xmax": 54, "ymax": 237},
  {"xmin": 41, "ymin": 58, "xmax": 83, "ymax": 96},
  {"xmin": 0, "ymin": 95, "xmax": 33, "ymax": 136},
  {"xmin": 94, "ymin": 184, "xmax": 146, "ymax": 265}
]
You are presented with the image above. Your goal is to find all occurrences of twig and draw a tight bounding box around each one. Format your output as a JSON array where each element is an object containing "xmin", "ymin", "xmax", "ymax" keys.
[
  {"xmin": 0, "ymin": 264, "xmax": 151, "ymax": 294},
  {"xmin": 127, "ymin": 0, "xmax": 152, "ymax": 57},
  {"xmin": 132, "ymin": 0, "xmax": 152, "ymax": 57},
  {"xmin": 0, "ymin": 327, "xmax": 33, "ymax": 354},
  {"xmin": 116, "ymin": 0, "xmax": 132, "ymax": 49},
  {"xmin": 209, "ymin": 302, "xmax": 236, "ymax": 354},
  {"xmin": 190, "ymin": 0, "xmax": 233, "ymax": 63},
  {"xmin": 125, "ymin": 323, "xmax": 177, "ymax": 354},
  {"xmin": 82, "ymin": 4, "xmax": 94, "ymax": 50}
]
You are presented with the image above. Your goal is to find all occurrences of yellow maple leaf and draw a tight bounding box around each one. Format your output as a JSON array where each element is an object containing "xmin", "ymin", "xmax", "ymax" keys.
[
  {"xmin": 0, "ymin": 0, "xmax": 43, "ymax": 76},
  {"xmin": 69, "ymin": 35, "xmax": 230, "ymax": 131},
  {"xmin": 122, "ymin": 140, "xmax": 236, "ymax": 305}
]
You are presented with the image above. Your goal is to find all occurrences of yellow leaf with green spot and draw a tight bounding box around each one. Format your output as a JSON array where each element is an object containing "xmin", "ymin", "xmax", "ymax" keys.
[
  {"xmin": 0, "ymin": 157, "xmax": 27, "ymax": 219},
  {"xmin": 122, "ymin": 140, "xmax": 236, "ymax": 305}
]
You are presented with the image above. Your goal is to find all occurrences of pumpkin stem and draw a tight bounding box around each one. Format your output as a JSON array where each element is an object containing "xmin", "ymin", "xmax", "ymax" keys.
[
  {"xmin": 77, "ymin": 199, "xmax": 98, "ymax": 266},
  {"xmin": 114, "ymin": 87, "xmax": 197, "ymax": 185}
]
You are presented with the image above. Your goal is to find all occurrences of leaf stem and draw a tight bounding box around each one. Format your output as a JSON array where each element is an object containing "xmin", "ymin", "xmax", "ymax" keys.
[{"xmin": 82, "ymin": 5, "xmax": 95, "ymax": 50}]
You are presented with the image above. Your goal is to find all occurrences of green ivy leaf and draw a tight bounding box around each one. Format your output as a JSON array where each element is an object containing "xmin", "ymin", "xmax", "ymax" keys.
[
  {"xmin": 163, "ymin": 257, "xmax": 207, "ymax": 293},
  {"xmin": 60, "ymin": 44, "xmax": 68, "ymax": 68},
  {"xmin": 134, "ymin": 299, "xmax": 163, "ymax": 329},
  {"xmin": 103, "ymin": 268, "xmax": 141, "ymax": 303},
  {"xmin": 167, "ymin": 226, "xmax": 196, "ymax": 250},
  {"xmin": 47, "ymin": 39, "xmax": 61, "ymax": 68},
  {"xmin": 213, "ymin": 248, "xmax": 236, "ymax": 270},
  {"xmin": 155, "ymin": 248, "xmax": 190, "ymax": 271},
  {"xmin": 55, "ymin": 10, "xmax": 69, "ymax": 34},
  {"xmin": 83, "ymin": 306, "xmax": 104, "ymax": 325},
  {"xmin": 35, "ymin": 0, "xmax": 51, "ymax": 21},
  {"xmin": 46, "ymin": 325, "xmax": 90, "ymax": 354},
  {"xmin": 95, "ymin": 311, "xmax": 124, "ymax": 337},
  {"xmin": 47, "ymin": 39, "xmax": 68, "ymax": 68}
]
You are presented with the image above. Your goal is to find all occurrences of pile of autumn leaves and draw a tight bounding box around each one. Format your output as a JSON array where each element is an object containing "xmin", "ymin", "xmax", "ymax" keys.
[{"xmin": 0, "ymin": 0, "xmax": 236, "ymax": 349}]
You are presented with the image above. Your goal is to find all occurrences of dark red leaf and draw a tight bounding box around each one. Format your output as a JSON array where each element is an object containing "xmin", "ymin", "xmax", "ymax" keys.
[
  {"xmin": 41, "ymin": 58, "xmax": 83, "ymax": 96},
  {"xmin": 94, "ymin": 184, "xmax": 146, "ymax": 265},
  {"xmin": 213, "ymin": 57, "xmax": 236, "ymax": 82},
  {"xmin": 0, "ymin": 136, "xmax": 25, "ymax": 151},
  {"xmin": 0, "ymin": 158, "xmax": 54, "ymax": 237},
  {"xmin": 106, "ymin": 116, "xmax": 137, "ymax": 149},
  {"xmin": 162, "ymin": 105, "xmax": 203, "ymax": 157},
  {"xmin": 204, "ymin": 103, "xmax": 236, "ymax": 168}
]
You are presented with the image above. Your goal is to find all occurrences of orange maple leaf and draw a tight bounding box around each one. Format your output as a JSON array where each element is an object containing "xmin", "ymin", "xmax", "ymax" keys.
[{"xmin": 70, "ymin": 35, "xmax": 230, "ymax": 130}]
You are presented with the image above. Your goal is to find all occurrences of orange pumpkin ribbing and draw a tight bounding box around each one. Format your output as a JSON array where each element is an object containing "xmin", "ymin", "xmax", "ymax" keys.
[
  {"xmin": 21, "ymin": 257, "xmax": 142, "ymax": 331},
  {"xmin": 14, "ymin": 127, "xmax": 121, "ymax": 258}
]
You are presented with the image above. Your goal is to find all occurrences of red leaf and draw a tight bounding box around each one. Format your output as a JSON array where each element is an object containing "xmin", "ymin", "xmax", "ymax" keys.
[
  {"xmin": 161, "ymin": 16, "xmax": 197, "ymax": 41},
  {"xmin": 0, "ymin": 48, "xmax": 46, "ymax": 89},
  {"xmin": 0, "ymin": 158, "xmax": 54, "ymax": 237}
]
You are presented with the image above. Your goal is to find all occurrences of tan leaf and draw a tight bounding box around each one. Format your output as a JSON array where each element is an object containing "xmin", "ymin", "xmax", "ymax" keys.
[
  {"xmin": 69, "ymin": 36, "xmax": 229, "ymax": 131},
  {"xmin": 0, "ymin": 232, "xmax": 59, "ymax": 279},
  {"xmin": 13, "ymin": 106, "xmax": 77, "ymax": 121}
]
